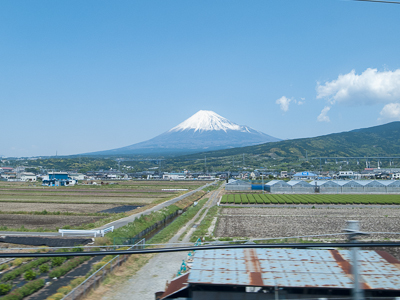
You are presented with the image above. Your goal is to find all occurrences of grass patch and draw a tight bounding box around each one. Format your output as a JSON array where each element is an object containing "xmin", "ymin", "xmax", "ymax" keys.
[
  {"xmin": 190, "ymin": 206, "xmax": 219, "ymax": 242},
  {"xmin": 148, "ymin": 197, "xmax": 209, "ymax": 244},
  {"xmin": 106, "ymin": 191, "xmax": 206, "ymax": 242}
]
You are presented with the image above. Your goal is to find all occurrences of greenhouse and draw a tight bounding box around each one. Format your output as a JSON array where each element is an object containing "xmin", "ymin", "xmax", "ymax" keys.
[
  {"xmin": 286, "ymin": 180, "xmax": 314, "ymax": 193},
  {"xmin": 264, "ymin": 180, "xmax": 291, "ymax": 193}
]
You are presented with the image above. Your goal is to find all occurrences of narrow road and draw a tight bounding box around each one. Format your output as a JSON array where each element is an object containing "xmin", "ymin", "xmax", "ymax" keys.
[
  {"xmin": 0, "ymin": 181, "xmax": 215, "ymax": 237},
  {"xmin": 101, "ymin": 186, "xmax": 223, "ymax": 300}
]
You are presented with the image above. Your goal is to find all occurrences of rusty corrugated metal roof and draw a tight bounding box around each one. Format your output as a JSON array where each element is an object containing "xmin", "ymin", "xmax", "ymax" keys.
[
  {"xmin": 187, "ymin": 248, "xmax": 400, "ymax": 290},
  {"xmin": 161, "ymin": 272, "xmax": 189, "ymax": 299}
]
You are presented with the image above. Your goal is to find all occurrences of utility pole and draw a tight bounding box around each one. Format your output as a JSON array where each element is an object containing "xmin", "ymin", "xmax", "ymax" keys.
[
  {"xmin": 344, "ymin": 220, "xmax": 368, "ymax": 300},
  {"xmin": 261, "ymin": 174, "xmax": 264, "ymax": 194}
]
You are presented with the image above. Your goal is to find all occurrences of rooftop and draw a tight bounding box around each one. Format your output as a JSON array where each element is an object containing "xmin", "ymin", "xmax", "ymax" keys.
[{"xmin": 187, "ymin": 248, "xmax": 400, "ymax": 290}]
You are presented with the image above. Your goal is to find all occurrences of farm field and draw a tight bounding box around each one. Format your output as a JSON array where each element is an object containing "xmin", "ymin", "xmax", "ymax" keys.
[
  {"xmin": 0, "ymin": 214, "xmax": 105, "ymax": 230},
  {"xmin": 215, "ymin": 207, "xmax": 400, "ymax": 239},
  {"xmin": 220, "ymin": 193, "xmax": 400, "ymax": 205},
  {"xmin": 0, "ymin": 180, "xmax": 204, "ymax": 231},
  {"xmin": 0, "ymin": 202, "xmax": 119, "ymax": 213}
]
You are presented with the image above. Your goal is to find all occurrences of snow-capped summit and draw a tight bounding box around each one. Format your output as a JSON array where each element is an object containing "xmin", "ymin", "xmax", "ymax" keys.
[
  {"xmin": 87, "ymin": 110, "xmax": 280, "ymax": 156},
  {"xmin": 170, "ymin": 110, "xmax": 242, "ymax": 132}
]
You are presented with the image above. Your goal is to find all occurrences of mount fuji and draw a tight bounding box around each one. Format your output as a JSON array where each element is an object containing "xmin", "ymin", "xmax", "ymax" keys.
[{"xmin": 88, "ymin": 110, "xmax": 280, "ymax": 156}]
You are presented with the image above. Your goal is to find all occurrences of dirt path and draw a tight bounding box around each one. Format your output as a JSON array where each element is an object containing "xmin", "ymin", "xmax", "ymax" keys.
[{"xmin": 101, "ymin": 187, "xmax": 222, "ymax": 300}]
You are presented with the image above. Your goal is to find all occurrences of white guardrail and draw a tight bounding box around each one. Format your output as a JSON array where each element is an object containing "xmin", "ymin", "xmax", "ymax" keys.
[{"xmin": 59, "ymin": 226, "xmax": 114, "ymax": 237}]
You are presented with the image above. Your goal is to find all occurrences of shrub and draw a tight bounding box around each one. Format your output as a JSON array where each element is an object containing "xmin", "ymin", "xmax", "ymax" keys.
[
  {"xmin": 261, "ymin": 195, "xmax": 271, "ymax": 204},
  {"xmin": 0, "ymin": 264, "xmax": 9, "ymax": 271},
  {"xmin": 51, "ymin": 257, "xmax": 67, "ymax": 267},
  {"xmin": 0, "ymin": 283, "xmax": 12, "ymax": 295},
  {"xmin": 19, "ymin": 278, "xmax": 45, "ymax": 296},
  {"xmin": 220, "ymin": 195, "xmax": 227, "ymax": 204},
  {"xmin": 12, "ymin": 259, "xmax": 23, "ymax": 267},
  {"xmin": 49, "ymin": 256, "xmax": 90, "ymax": 278},
  {"xmin": 92, "ymin": 261, "xmax": 106, "ymax": 273},
  {"xmin": 1, "ymin": 279, "xmax": 44, "ymax": 300},
  {"xmin": 23, "ymin": 270, "xmax": 37, "ymax": 281},
  {"xmin": 47, "ymin": 292, "xmax": 65, "ymax": 300},
  {"xmin": 39, "ymin": 264, "xmax": 50, "ymax": 273},
  {"xmin": 247, "ymin": 195, "xmax": 256, "ymax": 204},
  {"xmin": 254, "ymin": 195, "xmax": 263, "ymax": 204},
  {"xmin": 70, "ymin": 277, "xmax": 85, "ymax": 288},
  {"xmin": 284, "ymin": 198, "xmax": 293, "ymax": 204},
  {"xmin": 1, "ymin": 290, "xmax": 23, "ymax": 300},
  {"xmin": 1, "ymin": 258, "xmax": 50, "ymax": 282},
  {"xmin": 234, "ymin": 195, "xmax": 241, "ymax": 204},
  {"xmin": 57, "ymin": 285, "xmax": 72, "ymax": 295}
]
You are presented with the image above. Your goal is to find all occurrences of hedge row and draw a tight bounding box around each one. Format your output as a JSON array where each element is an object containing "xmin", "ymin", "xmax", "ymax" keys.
[
  {"xmin": 0, "ymin": 258, "xmax": 50, "ymax": 282},
  {"xmin": 49, "ymin": 256, "xmax": 91, "ymax": 278},
  {"xmin": 0, "ymin": 279, "xmax": 45, "ymax": 300},
  {"xmin": 221, "ymin": 193, "xmax": 400, "ymax": 205}
]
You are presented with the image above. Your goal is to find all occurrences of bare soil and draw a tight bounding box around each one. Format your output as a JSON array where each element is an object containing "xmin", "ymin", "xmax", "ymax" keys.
[
  {"xmin": 0, "ymin": 214, "xmax": 105, "ymax": 229},
  {"xmin": 215, "ymin": 207, "xmax": 400, "ymax": 240},
  {"xmin": 0, "ymin": 202, "xmax": 118, "ymax": 213}
]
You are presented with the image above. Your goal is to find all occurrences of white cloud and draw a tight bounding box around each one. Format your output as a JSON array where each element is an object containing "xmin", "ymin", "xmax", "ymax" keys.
[
  {"xmin": 317, "ymin": 106, "xmax": 331, "ymax": 122},
  {"xmin": 379, "ymin": 103, "xmax": 400, "ymax": 121},
  {"xmin": 276, "ymin": 96, "xmax": 291, "ymax": 112},
  {"xmin": 276, "ymin": 96, "xmax": 304, "ymax": 112},
  {"xmin": 316, "ymin": 68, "xmax": 400, "ymax": 105}
]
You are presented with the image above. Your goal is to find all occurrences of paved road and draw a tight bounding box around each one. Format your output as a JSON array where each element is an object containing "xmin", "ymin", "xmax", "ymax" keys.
[
  {"xmin": 0, "ymin": 181, "xmax": 215, "ymax": 237},
  {"xmin": 101, "ymin": 185, "xmax": 223, "ymax": 300}
]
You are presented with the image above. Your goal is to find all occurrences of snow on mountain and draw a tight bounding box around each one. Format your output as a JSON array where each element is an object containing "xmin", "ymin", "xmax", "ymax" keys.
[
  {"xmin": 86, "ymin": 110, "xmax": 280, "ymax": 156},
  {"xmin": 170, "ymin": 110, "xmax": 243, "ymax": 132}
]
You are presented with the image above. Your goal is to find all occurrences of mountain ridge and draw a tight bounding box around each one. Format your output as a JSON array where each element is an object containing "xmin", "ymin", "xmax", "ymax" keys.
[
  {"xmin": 175, "ymin": 121, "xmax": 400, "ymax": 161},
  {"xmin": 85, "ymin": 110, "xmax": 280, "ymax": 156}
]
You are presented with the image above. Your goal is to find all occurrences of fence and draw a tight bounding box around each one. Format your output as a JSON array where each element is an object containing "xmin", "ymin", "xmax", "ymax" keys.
[
  {"xmin": 61, "ymin": 238, "xmax": 145, "ymax": 300},
  {"xmin": 59, "ymin": 226, "xmax": 114, "ymax": 237}
]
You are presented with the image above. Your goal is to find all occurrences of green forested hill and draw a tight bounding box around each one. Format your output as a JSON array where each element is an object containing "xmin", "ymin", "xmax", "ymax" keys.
[
  {"xmin": 164, "ymin": 121, "xmax": 400, "ymax": 171},
  {"xmin": 181, "ymin": 121, "xmax": 400, "ymax": 159}
]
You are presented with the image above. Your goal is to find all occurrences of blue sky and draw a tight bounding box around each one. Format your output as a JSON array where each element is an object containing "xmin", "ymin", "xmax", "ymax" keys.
[{"xmin": 1, "ymin": 0, "xmax": 400, "ymax": 157}]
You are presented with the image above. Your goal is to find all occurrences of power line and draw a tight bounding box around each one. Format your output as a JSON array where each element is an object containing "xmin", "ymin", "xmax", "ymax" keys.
[
  {"xmin": 1, "ymin": 242, "xmax": 400, "ymax": 258},
  {"xmin": 353, "ymin": 0, "xmax": 400, "ymax": 4}
]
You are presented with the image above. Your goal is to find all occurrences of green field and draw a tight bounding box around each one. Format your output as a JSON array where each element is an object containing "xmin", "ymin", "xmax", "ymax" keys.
[{"xmin": 220, "ymin": 193, "xmax": 400, "ymax": 205}]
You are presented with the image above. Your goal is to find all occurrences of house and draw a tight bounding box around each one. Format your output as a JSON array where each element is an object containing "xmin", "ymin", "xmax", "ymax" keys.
[
  {"xmin": 292, "ymin": 171, "xmax": 317, "ymax": 180},
  {"xmin": 0, "ymin": 167, "xmax": 13, "ymax": 173},
  {"xmin": 42, "ymin": 172, "xmax": 76, "ymax": 186},
  {"xmin": 280, "ymin": 171, "xmax": 288, "ymax": 178},
  {"xmin": 69, "ymin": 173, "xmax": 85, "ymax": 181},
  {"xmin": 19, "ymin": 172, "xmax": 37, "ymax": 182}
]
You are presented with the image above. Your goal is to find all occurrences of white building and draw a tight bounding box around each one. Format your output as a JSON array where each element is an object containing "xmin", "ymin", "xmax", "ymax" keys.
[
  {"xmin": 19, "ymin": 172, "xmax": 37, "ymax": 182},
  {"xmin": 163, "ymin": 173, "xmax": 186, "ymax": 180},
  {"xmin": 69, "ymin": 173, "xmax": 85, "ymax": 180}
]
